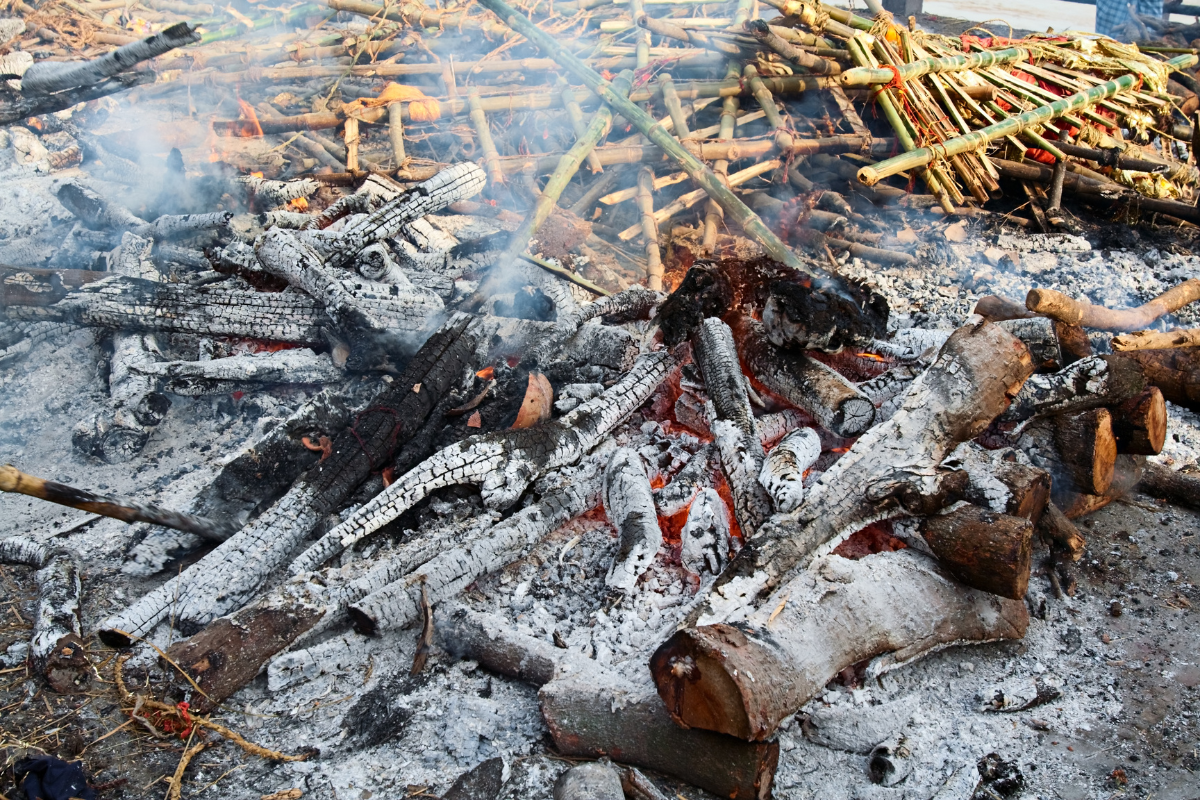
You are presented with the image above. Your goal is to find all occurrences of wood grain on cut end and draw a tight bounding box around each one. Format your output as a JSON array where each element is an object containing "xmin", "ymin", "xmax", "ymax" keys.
[
  {"xmin": 1113, "ymin": 387, "xmax": 1167, "ymax": 455},
  {"xmin": 650, "ymin": 625, "xmax": 764, "ymax": 740},
  {"xmin": 1054, "ymin": 408, "xmax": 1117, "ymax": 497}
]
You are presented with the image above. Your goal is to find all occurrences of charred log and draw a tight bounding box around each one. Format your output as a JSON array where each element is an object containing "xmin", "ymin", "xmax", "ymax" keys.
[
  {"xmin": 603, "ymin": 448, "xmax": 663, "ymax": 592},
  {"xmin": 758, "ymin": 428, "xmax": 821, "ymax": 514},
  {"xmin": 998, "ymin": 355, "xmax": 1144, "ymax": 423},
  {"xmin": 20, "ymin": 22, "xmax": 198, "ymax": 95}
]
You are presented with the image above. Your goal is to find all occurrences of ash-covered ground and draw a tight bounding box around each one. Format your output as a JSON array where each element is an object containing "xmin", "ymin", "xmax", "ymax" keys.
[{"xmin": 4, "ymin": 123, "xmax": 1200, "ymax": 800}]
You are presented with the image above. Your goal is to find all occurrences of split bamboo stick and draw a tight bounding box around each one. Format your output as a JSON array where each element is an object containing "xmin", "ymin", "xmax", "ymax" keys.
[
  {"xmin": 839, "ymin": 47, "xmax": 1028, "ymax": 87},
  {"xmin": 388, "ymin": 102, "xmax": 406, "ymax": 166}
]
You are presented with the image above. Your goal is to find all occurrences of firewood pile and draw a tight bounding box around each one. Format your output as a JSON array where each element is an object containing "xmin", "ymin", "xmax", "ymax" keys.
[{"xmin": 3, "ymin": 0, "xmax": 1200, "ymax": 797}]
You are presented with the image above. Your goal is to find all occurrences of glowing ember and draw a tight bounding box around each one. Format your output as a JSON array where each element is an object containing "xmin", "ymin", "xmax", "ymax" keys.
[
  {"xmin": 476, "ymin": 366, "xmax": 495, "ymax": 380},
  {"xmin": 287, "ymin": 197, "xmax": 309, "ymax": 212},
  {"xmin": 855, "ymin": 352, "xmax": 887, "ymax": 362}
]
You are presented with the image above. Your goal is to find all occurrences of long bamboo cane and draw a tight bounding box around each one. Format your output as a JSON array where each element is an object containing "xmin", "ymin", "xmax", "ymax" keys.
[
  {"xmin": 857, "ymin": 55, "xmax": 1197, "ymax": 186},
  {"xmin": 839, "ymin": 48, "xmax": 1028, "ymax": 87},
  {"xmin": 475, "ymin": 0, "xmax": 833, "ymax": 285}
]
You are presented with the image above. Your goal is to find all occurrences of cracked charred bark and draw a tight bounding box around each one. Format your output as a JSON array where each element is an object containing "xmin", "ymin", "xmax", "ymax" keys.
[
  {"xmin": 131, "ymin": 348, "xmax": 344, "ymax": 396},
  {"xmin": 293, "ymin": 350, "xmax": 675, "ymax": 571},
  {"xmin": 691, "ymin": 321, "xmax": 1035, "ymax": 626},
  {"xmin": 97, "ymin": 314, "xmax": 477, "ymax": 644},
  {"xmin": 20, "ymin": 22, "xmax": 199, "ymax": 95},
  {"xmin": 997, "ymin": 355, "xmax": 1144, "ymax": 423},
  {"xmin": 651, "ymin": 549, "xmax": 1029, "ymax": 742},
  {"xmin": 758, "ymin": 428, "xmax": 821, "ymax": 514},
  {"xmin": 603, "ymin": 448, "xmax": 663, "ymax": 592}
]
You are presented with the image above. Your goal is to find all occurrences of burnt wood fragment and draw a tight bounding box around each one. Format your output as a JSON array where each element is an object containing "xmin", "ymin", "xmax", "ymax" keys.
[{"xmin": 998, "ymin": 355, "xmax": 1144, "ymax": 423}]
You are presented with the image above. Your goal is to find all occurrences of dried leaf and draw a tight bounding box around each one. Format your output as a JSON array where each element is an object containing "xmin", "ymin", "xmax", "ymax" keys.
[
  {"xmin": 895, "ymin": 228, "xmax": 919, "ymax": 244},
  {"xmin": 467, "ymin": 410, "xmax": 482, "ymax": 428},
  {"xmin": 944, "ymin": 222, "xmax": 968, "ymax": 242},
  {"xmin": 511, "ymin": 372, "xmax": 553, "ymax": 429}
]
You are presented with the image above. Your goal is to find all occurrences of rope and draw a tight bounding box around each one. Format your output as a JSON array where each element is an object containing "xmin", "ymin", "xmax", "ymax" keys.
[{"xmin": 882, "ymin": 64, "xmax": 904, "ymax": 92}]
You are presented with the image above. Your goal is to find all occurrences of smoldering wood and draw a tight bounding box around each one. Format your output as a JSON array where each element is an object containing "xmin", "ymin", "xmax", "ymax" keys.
[
  {"xmin": 1137, "ymin": 461, "xmax": 1200, "ymax": 511},
  {"xmin": 735, "ymin": 316, "xmax": 875, "ymax": 437},
  {"xmin": 692, "ymin": 318, "xmax": 771, "ymax": 535},
  {"xmin": 693, "ymin": 322, "xmax": 1034, "ymax": 625},
  {"xmin": 0, "ymin": 536, "xmax": 86, "ymax": 693},
  {"xmin": 237, "ymin": 176, "xmax": 321, "ymax": 209},
  {"xmin": 1019, "ymin": 408, "xmax": 1117, "ymax": 499},
  {"xmin": 20, "ymin": 22, "xmax": 198, "ymax": 95},
  {"xmin": 97, "ymin": 314, "xmax": 477, "ymax": 644},
  {"xmin": 758, "ymin": 427, "xmax": 821, "ymax": 514},
  {"xmin": 131, "ymin": 348, "xmax": 344, "ymax": 396},
  {"xmin": 653, "ymin": 443, "xmax": 715, "ymax": 516},
  {"xmin": 996, "ymin": 317, "xmax": 1064, "ymax": 372},
  {"xmin": 997, "ymin": 355, "xmax": 1144, "ymax": 423},
  {"xmin": 437, "ymin": 604, "xmax": 779, "ymax": 800},
  {"xmin": 681, "ymin": 487, "xmax": 733, "ymax": 580},
  {"xmin": 603, "ymin": 448, "xmax": 663, "ymax": 592},
  {"xmin": 554, "ymin": 763, "xmax": 624, "ymax": 800},
  {"xmin": 945, "ymin": 444, "xmax": 1051, "ymax": 524},
  {"xmin": 1122, "ymin": 347, "xmax": 1200, "ymax": 413},
  {"xmin": 296, "ymin": 350, "xmax": 675, "ymax": 572},
  {"xmin": 0, "ymin": 464, "xmax": 235, "ymax": 541},
  {"xmin": 1112, "ymin": 387, "xmax": 1167, "ymax": 455},
  {"xmin": 856, "ymin": 356, "xmax": 934, "ymax": 423},
  {"xmin": 919, "ymin": 503, "xmax": 1034, "ymax": 599},
  {"xmin": 650, "ymin": 549, "xmax": 1029, "ymax": 742}
]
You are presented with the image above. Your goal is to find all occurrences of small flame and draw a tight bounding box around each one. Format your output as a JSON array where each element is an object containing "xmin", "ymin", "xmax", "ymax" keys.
[
  {"xmin": 235, "ymin": 100, "xmax": 264, "ymax": 138},
  {"xmin": 27, "ymin": 117, "xmax": 43, "ymax": 131},
  {"xmin": 288, "ymin": 197, "xmax": 309, "ymax": 212},
  {"xmin": 476, "ymin": 366, "xmax": 495, "ymax": 380},
  {"xmin": 855, "ymin": 352, "xmax": 887, "ymax": 362},
  {"xmin": 250, "ymin": 171, "xmax": 264, "ymax": 179},
  {"xmin": 829, "ymin": 447, "xmax": 850, "ymax": 453}
]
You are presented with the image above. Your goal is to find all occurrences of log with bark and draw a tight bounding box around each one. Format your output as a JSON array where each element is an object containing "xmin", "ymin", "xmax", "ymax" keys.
[
  {"xmin": 98, "ymin": 314, "xmax": 478, "ymax": 644},
  {"xmin": 692, "ymin": 321, "xmax": 1034, "ymax": 624},
  {"xmin": 1112, "ymin": 387, "xmax": 1167, "ymax": 455},
  {"xmin": 997, "ymin": 355, "xmax": 1145, "ymax": 423},
  {"xmin": 1018, "ymin": 408, "xmax": 1118, "ymax": 501},
  {"xmin": 919, "ymin": 503, "xmax": 1034, "ymax": 599},
  {"xmin": 1054, "ymin": 454, "xmax": 1146, "ymax": 519},
  {"xmin": 437, "ymin": 604, "xmax": 778, "ymax": 799},
  {"xmin": 651, "ymin": 549, "xmax": 1029, "ymax": 741},
  {"xmin": 1122, "ymin": 347, "xmax": 1200, "ymax": 412},
  {"xmin": 0, "ymin": 536, "xmax": 87, "ymax": 693},
  {"xmin": 1137, "ymin": 461, "xmax": 1200, "ymax": 511}
]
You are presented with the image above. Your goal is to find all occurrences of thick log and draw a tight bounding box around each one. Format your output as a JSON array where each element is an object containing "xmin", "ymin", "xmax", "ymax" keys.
[
  {"xmin": 132, "ymin": 348, "xmax": 344, "ymax": 396},
  {"xmin": 692, "ymin": 318, "xmax": 771, "ymax": 536},
  {"xmin": 1112, "ymin": 387, "xmax": 1167, "ymax": 455},
  {"xmin": 437, "ymin": 605, "xmax": 778, "ymax": 800},
  {"xmin": 0, "ymin": 465, "xmax": 234, "ymax": 541},
  {"xmin": 20, "ymin": 22, "xmax": 198, "ymax": 95},
  {"xmin": 1137, "ymin": 462, "xmax": 1200, "ymax": 511},
  {"xmin": 651, "ymin": 550, "xmax": 1029, "ymax": 742},
  {"xmin": 603, "ymin": 448, "xmax": 663, "ymax": 592},
  {"xmin": 996, "ymin": 317, "xmax": 1064, "ymax": 372},
  {"xmin": 1056, "ymin": 454, "xmax": 1145, "ymax": 519},
  {"xmin": 694, "ymin": 322, "xmax": 1034, "ymax": 623},
  {"xmin": 554, "ymin": 763, "xmax": 623, "ymax": 800},
  {"xmin": 294, "ymin": 351, "xmax": 675, "ymax": 572},
  {"xmin": 0, "ymin": 72, "xmax": 151, "ymax": 125},
  {"xmin": 1122, "ymin": 348, "xmax": 1200, "ymax": 412},
  {"xmin": 97, "ymin": 314, "xmax": 477, "ymax": 644},
  {"xmin": 946, "ymin": 444, "xmax": 1051, "ymax": 524},
  {"xmin": 1026, "ymin": 279, "xmax": 1200, "ymax": 332},
  {"xmin": 0, "ymin": 536, "xmax": 87, "ymax": 693},
  {"xmin": 734, "ymin": 316, "xmax": 875, "ymax": 438},
  {"xmin": 998, "ymin": 355, "xmax": 1145, "ymax": 422},
  {"xmin": 919, "ymin": 504, "xmax": 1034, "ymax": 599}
]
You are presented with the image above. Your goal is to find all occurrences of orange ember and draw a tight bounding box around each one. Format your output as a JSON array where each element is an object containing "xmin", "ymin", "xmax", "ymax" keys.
[
  {"xmin": 855, "ymin": 352, "xmax": 887, "ymax": 362},
  {"xmin": 288, "ymin": 197, "xmax": 309, "ymax": 212},
  {"xmin": 235, "ymin": 100, "xmax": 264, "ymax": 138},
  {"xmin": 476, "ymin": 366, "xmax": 495, "ymax": 380},
  {"xmin": 250, "ymin": 171, "xmax": 264, "ymax": 179}
]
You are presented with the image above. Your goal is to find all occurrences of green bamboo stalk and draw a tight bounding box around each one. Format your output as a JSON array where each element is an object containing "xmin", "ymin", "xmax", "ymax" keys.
[
  {"xmin": 704, "ymin": 63, "xmax": 740, "ymax": 251},
  {"xmin": 476, "ymin": 0, "xmax": 828, "ymax": 282},
  {"xmin": 659, "ymin": 73, "xmax": 692, "ymax": 139},
  {"xmin": 559, "ymin": 77, "xmax": 605, "ymax": 173},
  {"xmin": 468, "ymin": 88, "xmax": 504, "ymax": 186},
  {"xmin": 744, "ymin": 63, "xmax": 793, "ymax": 151},
  {"xmin": 839, "ymin": 47, "xmax": 1028, "ymax": 87},
  {"xmin": 858, "ymin": 56, "xmax": 1198, "ymax": 186}
]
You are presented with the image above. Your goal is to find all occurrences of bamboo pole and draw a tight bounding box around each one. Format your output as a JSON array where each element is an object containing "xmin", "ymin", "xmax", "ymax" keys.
[
  {"xmin": 856, "ymin": 62, "xmax": 1198, "ymax": 186},
  {"xmin": 621, "ymin": 159, "xmax": 782, "ymax": 239},
  {"xmin": 560, "ymin": 77, "xmax": 605, "ymax": 173},
  {"xmin": 744, "ymin": 19, "xmax": 839, "ymax": 75},
  {"xmin": 327, "ymin": 0, "xmax": 513, "ymax": 37},
  {"xmin": 839, "ymin": 47, "xmax": 1028, "ymax": 87},
  {"xmin": 343, "ymin": 116, "xmax": 360, "ymax": 172},
  {"xmin": 388, "ymin": 102, "xmax": 407, "ymax": 166},
  {"xmin": 469, "ymin": 88, "xmax": 504, "ymax": 187},
  {"xmin": 659, "ymin": 73, "xmax": 692, "ymax": 139},
  {"xmin": 744, "ymin": 63, "xmax": 793, "ymax": 151},
  {"xmin": 703, "ymin": 63, "xmax": 740, "ymax": 251},
  {"xmin": 636, "ymin": 168, "xmax": 664, "ymax": 290}
]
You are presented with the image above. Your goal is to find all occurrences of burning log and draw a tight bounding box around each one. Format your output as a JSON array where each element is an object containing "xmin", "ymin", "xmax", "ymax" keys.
[
  {"xmin": 1111, "ymin": 387, "xmax": 1168, "ymax": 455},
  {"xmin": 0, "ymin": 464, "xmax": 234, "ymax": 541},
  {"xmin": 294, "ymin": 350, "xmax": 676, "ymax": 572},
  {"xmin": 692, "ymin": 318, "xmax": 772, "ymax": 535},
  {"xmin": 757, "ymin": 428, "xmax": 821, "ymax": 514},
  {"xmin": 651, "ymin": 549, "xmax": 1029, "ymax": 741},
  {"xmin": 654, "ymin": 443, "xmax": 716, "ymax": 516},
  {"xmin": 734, "ymin": 315, "xmax": 876, "ymax": 437},
  {"xmin": 919, "ymin": 504, "xmax": 1034, "ymax": 599},
  {"xmin": 132, "ymin": 348, "xmax": 344, "ymax": 396},
  {"xmin": 20, "ymin": 22, "xmax": 199, "ymax": 95},
  {"xmin": 603, "ymin": 448, "xmax": 663, "ymax": 592},
  {"xmin": 997, "ymin": 355, "xmax": 1145, "ymax": 423},
  {"xmin": 974, "ymin": 295, "xmax": 1036, "ymax": 322},
  {"xmin": 681, "ymin": 488, "xmax": 733, "ymax": 581},
  {"xmin": 0, "ymin": 536, "xmax": 86, "ymax": 693},
  {"xmin": 1137, "ymin": 461, "xmax": 1200, "ymax": 511},
  {"xmin": 694, "ymin": 321, "xmax": 1034, "ymax": 622},
  {"xmin": 995, "ymin": 317, "xmax": 1065, "ymax": 372},
  {"xmin": 1025, "ymin": 279, "xmax": 1200, "ymax": 332},
  {"xmin": 97, "ymin": 314, "xmax": 477, "ymax": 644},
  {"xmin": 438, "ymin": 604, "xmax": 779, "ymax": 799},
  {"xmin": 1122, "ymin": 347, "xmax": 1200, "ymax": 412},
  {"xmin": 57, "ymin": 183, "xmax": 232, "ymax": 240}
]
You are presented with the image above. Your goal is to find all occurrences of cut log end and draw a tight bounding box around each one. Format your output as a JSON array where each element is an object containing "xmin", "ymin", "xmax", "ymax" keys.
[
  {"xmin": 920, "ymin": 505, "xmax": 1033, "ymax": 600},
  {"xmin": 650, "ymin": 625, "xmax": 764, "ymax": 741}
]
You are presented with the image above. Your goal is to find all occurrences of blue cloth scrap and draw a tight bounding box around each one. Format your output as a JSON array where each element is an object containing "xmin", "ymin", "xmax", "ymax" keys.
[
  {"xmin": 1096, "ymin": 0, "xmax": 1164, "ymax": 39},
  {"xmin": 14, "ymin": 756, "xmax": 97, "ymax": 800}
]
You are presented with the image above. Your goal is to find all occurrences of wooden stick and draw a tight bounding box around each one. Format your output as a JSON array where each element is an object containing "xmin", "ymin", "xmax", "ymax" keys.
[
  {"xmin": 635, "ymin": 169, "xmax": 664, "ymax": 291},
  {"xmin": 620, "ymin": 158, "xmax": 780, "ymax": 239},
  {"xmin": 327, "ymin": 0, "xmax": 512, "ymax": 37},
  {"xmin": 1137, "ymin": 462, "xmax": 1200, "ymax": 511},
  {"xmin": 343, "ymin": 116, "xmax": 360, "ymax": 173},
  {"xmin": 388, "ymin": 102, "xmax": 406, "ymax": 167},
  {"xmin": 658, "ymin": 73, "xmax": 692, "ymax": 139},
  {"xmin": 560, "ymin": 77, "xmax": 605, "ymax": 174},
  {"xmin": 1112, "ymin": 327, "xmax": 1200, "ymax": 350},
  {"xmin": 468, "ymin": 88, "xmax": 504, "ymax": 187},
  {"xmin": 1026, "ymin": 279, "xmax": 1200, "ymax": 331},
  {"xmin": 1111, "ymin": 387, "xmax": 1168, "ymax": 455},
  {"xmin": 20, "ymin": 22, "xmax": 199, "ymax": 95},
  {"xmin": 839, "ymin": 47, "xmax": 1027, "ymax": 87},
  {"xmin": 703, "ymin": 63, "xmax": 740, "ymax": 252},
  {"xmin": 0, "ymin": 464, "xmax": 236, "ymax": 541}
]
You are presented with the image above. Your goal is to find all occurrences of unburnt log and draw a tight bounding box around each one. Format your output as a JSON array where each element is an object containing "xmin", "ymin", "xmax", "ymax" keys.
[
  {"xmin": 437, "ymin": 605, "xmax": 779, "ymax": 800},
  {"xmin": 603, "ymin": 448, "xmax": 663, "ymax": 592},
  {"xmin": 1018, "ymin": 408, "xmax": 1117, "ymax": 500},
  {"xmin": 693, "ymin": 322, "xmax": 1034, "ymax": 623},
  {"xmin": 347, "ymin": 461, "xmax": 605, "ymax": 635},
  {"xmin": 1137, "ymin": 461, "xmax": 1200, "ymax": 511},
  {"xmin": 693, "ymin": 318, "xmax": 771, "ymax": 536},
  {"xmin": 294, "ymin": 351, "xmax": 675, "ymax": 572},
  {"xmin": 97, "ymin": 315, "xmax": 477, "ymax": 644},
  {"xmin": 919, "ymin": 504, "xmax": 1034, "ymax": 599},
  {"xmin": 974, "ymin": 295, "xmax": 1035, "ymax": 322},
  {"xmin": 1026, "ymin": 279, "xmax": 1200, "ymax": 332},
  {"xmin": 0, "ymin": 536, "xmax": 86, "ymax": 693},
  {"xmin": 1112, "ymin": 387, "xmax": 1167, "ymax": 455},
  {"xmin": 651, "ymin": 549, "xmax": 1029, "ymax": 742},
  {"xmin": 734, "ymin": 316, "xmax": 875, "ymax": 438},
  {"xmin": 757, "ymin": 428, "xmax": 821, "ymax": 514},
  {"xmin": 1054, "ymin": 454, "xmax": 1145, "ymax": 519},
  {"xmin": 1122, "ymin": 348, "xmax": 1200, "ymax": 413},
  {"xmin": 20, "ymin": 22, "xmax": 199, "ymax": 95},
  {"xmin": 997, "ymin": 355, "xmax": 1144, "ymax": 423},
  {"xmin": 1038, "ymin": 500, "xmax": 1086, "ymax": 561}
]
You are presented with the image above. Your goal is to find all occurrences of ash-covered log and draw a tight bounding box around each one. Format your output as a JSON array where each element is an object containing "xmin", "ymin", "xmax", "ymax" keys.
[
  {"xmin": 692, "ymin": 321, "xmax": 1034, "ymax": 623},
  {"xmin": 919, "ymin": 504, "xmax": 1034, "ymax": 600},
  {"xmin": 603, "ymin": 448, "xmax": 663, "ymax": 592},
  {"xmin": 438, "ymin": 604, "xmax": 778, "ymax": 800},
  {"xmin": 651, "ymin": 550, "xmax": 1029, "ymax": 742},
  {"xmin": 0, "ymin": 536, "xmax": 87, "ymax": 693},
  {"xmin": 98, "ymin": 314, "xmax": 477, "ymax": 644},
  {"xmin": 555, "ymin": 763, "xmax": 624, "ymax": 800},
  {"xmin": 758, "ymin": 428, "xmax": 821, "ymax": 514},
  {"xmin": 945, "ymin": 444, "xmax": 1051, "ymax": 524},
  {"xmin": 734, "ymin": 315, "xmax": 875, "ymax": 437},
  {"xmin": 997, "ymin": 355, "xmax": 1144, "ymax": 423},
  {"xmin": 20, "ymin": 22, "xmax": 199, "ymax": 95}
]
